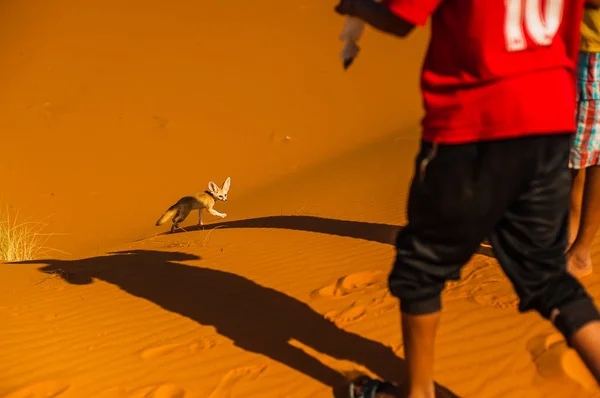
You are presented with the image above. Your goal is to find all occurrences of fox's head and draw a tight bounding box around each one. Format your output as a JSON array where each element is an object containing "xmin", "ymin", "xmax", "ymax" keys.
[{"xmin": 208, "ymin": 177, "xmax": 231, "ymax": 202}]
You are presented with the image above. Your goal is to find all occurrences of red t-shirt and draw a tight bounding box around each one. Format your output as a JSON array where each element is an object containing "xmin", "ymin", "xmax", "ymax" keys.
[{"xmin": 383, "ymin": 0, "xmax": 585, "ymax": 144}]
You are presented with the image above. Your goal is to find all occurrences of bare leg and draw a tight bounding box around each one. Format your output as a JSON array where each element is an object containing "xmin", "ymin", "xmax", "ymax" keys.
[
  {"xmin": 569, "ymin": 168, "xmax": 585, "ymax": 249},
  {"xmin": 400, "ymin": 312, "xmax": 438, "ymax": 398},
  {"xmin": 567, "ymin": 166, "xmax": 600, "ymax": 277},
  {"xmin": 569, "ymin": 320, "xmax": 600, "ymax": 383},
  {"xmin": 198, "ymin": 209, "xmax": 203, "ymax": 226},
  {"xmin": 347, "ymin": 313, "xmax": 440, "ymax": 397}
]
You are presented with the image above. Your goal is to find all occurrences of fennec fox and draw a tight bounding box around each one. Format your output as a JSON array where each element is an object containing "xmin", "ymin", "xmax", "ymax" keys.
[{"xmin": 156, "ymin": 177, "xmax": 230, "ymax": 233}]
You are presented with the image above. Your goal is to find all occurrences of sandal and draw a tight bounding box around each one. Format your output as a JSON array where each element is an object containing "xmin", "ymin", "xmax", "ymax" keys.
[{"xmin": 349, "ymin": 375, "xmax": 398, "ymax": 398}]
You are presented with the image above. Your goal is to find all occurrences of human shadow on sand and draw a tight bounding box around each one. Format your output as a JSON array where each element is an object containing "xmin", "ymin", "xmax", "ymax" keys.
[
  {"xmin": 19, "ymin": 249, "xmax": 460, "ymax": 397},
  {"xmin": 163, "ymin": 215, "xmax": 495, "ymax": 258}
]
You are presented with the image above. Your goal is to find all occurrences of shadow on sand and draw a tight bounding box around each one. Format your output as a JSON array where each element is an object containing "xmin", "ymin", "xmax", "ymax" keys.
[
  {"xmin": 163, "ymin": 215, "xmax": 495, "ymax": 258},
  {"xmin": 18, "ymin": 249, "xmax": 461, "ymax": 397}
]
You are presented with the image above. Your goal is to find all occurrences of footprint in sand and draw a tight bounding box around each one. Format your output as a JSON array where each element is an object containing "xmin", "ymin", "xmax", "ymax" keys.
[
  {"xmin": 207, "ymin": 365, "xmax": 266, "ymax": 398},
  {"xmin": 3, "ymin": 380, "xmax": 70, "ymax": 398},
  {"xmin": 442, "ymin": 257, "xmax": 518, "ymax": 309},
  {"xmin": 445, "ymin": 258, "xmax": 502, "ymax": 294},
  {"xmin": 466, "ymin": 282, "xmax": 519, "ymax": 309},
  {"xmin": 528, "ymin": 333, "xmax": 597, "ymax": 391},
  {"xmin": 369, "ymin": 292, "xmax": 398, "ymax": 316},
  {"xmin": 312, "ymin": 270, "xmax": 386, "ymax": 298},
  {"xmin": 140, "ymin": 337, "xmax": 216, "ymax": 359},
  {"xmin": 325, "ymin": 303, "xmax": 367, "ymax": 326}
]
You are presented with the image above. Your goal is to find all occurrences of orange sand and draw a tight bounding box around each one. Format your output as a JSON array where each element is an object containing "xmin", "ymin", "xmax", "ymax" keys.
[{"xmin": 2, "ymin": 2, "xmax": 600, "ymax": 398}]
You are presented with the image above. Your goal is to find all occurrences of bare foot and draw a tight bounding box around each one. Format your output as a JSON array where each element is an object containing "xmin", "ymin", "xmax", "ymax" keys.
[{"xmin": 566, "ymin": 247, "xmax": 593, "ymax": 278}]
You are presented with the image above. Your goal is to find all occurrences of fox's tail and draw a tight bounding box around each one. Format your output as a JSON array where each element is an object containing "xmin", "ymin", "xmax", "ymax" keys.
[{"xmin": 156, "ymin": 204, "xmax": 178, "ymax": 226}]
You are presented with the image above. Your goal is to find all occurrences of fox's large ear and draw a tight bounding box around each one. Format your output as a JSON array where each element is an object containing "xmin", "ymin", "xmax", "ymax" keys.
[
  {"xmin": 208, "ymin": 181, "xmax": 219, "ymax": 193},
  {"xmin": 222, "ymin": 177, "xmax": 231, "ymax": 193}
]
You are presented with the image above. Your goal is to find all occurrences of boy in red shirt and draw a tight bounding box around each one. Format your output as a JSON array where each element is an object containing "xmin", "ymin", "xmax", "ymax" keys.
[{"xmin": 334, "ymin": 0, "xmax": 600, "ymax": 397}]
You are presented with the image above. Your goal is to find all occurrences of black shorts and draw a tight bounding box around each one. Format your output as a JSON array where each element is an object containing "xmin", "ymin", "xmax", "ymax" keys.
[{"xmin": 389, "ymin": 133, "xmax": 600, "ymax": 339}]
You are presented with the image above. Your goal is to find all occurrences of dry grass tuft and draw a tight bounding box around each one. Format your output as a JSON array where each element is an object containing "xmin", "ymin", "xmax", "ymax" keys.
[{"xmin": 0, "ymin": 207, "xmax": 64, "ymax": 262}]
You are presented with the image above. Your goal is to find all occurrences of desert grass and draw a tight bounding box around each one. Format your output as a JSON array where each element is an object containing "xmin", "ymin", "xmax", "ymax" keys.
[{"xmin": 0, "ymin": 207, "xmax": 62, "ymax": 262}]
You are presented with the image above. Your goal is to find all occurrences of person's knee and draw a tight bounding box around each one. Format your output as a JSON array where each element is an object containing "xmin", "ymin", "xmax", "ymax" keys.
[
  {"xmin": 551, "ymin": 299, "xmax": 600, "ymax": 343},
  {"xmin": 390, "ymin": 223, "xmax": 478, "ymax": 316},
  {"xmin": 388, "ymin": 255, "xmax": 451, "ymax": 316},
  {"xmin": 388, "ymin": 277, "xmax": 443, "ymax": 314},
  {"xmin": 520, "ymin": 275, "xmax": 600, "ymax": 341}
]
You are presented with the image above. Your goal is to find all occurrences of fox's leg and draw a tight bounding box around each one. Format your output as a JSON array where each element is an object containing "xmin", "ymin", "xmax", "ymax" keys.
[
  {"xmin": 198, "ymin": 209, "xmax": 203, "ymax": 226},
  {"xmin": 171, "ymin": 207, "xmax": 192, "ymax": 233},
  {"xmin": 207, "ymin": 206, "xmax": 227, "ymax": 219},
  {"xmin": 170, "ymin": 210, "xmax": 180, "ymax": 233},
  {"xmin": 176, "ymin": 207, "xmax": 192, "ymax": 223}
]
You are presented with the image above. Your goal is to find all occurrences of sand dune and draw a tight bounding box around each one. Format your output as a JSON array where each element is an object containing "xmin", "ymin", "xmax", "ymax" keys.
[
  {"xmin": 2, "ymin": 1, "xmax": 600, "ymax": 397},
  {"xmin": 0, "ymin": 0, "xmax": 426, "ymax": 258},
  {"xmin": 3, "ymin": 133, "xmax": 600, "ymax": 397}
]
